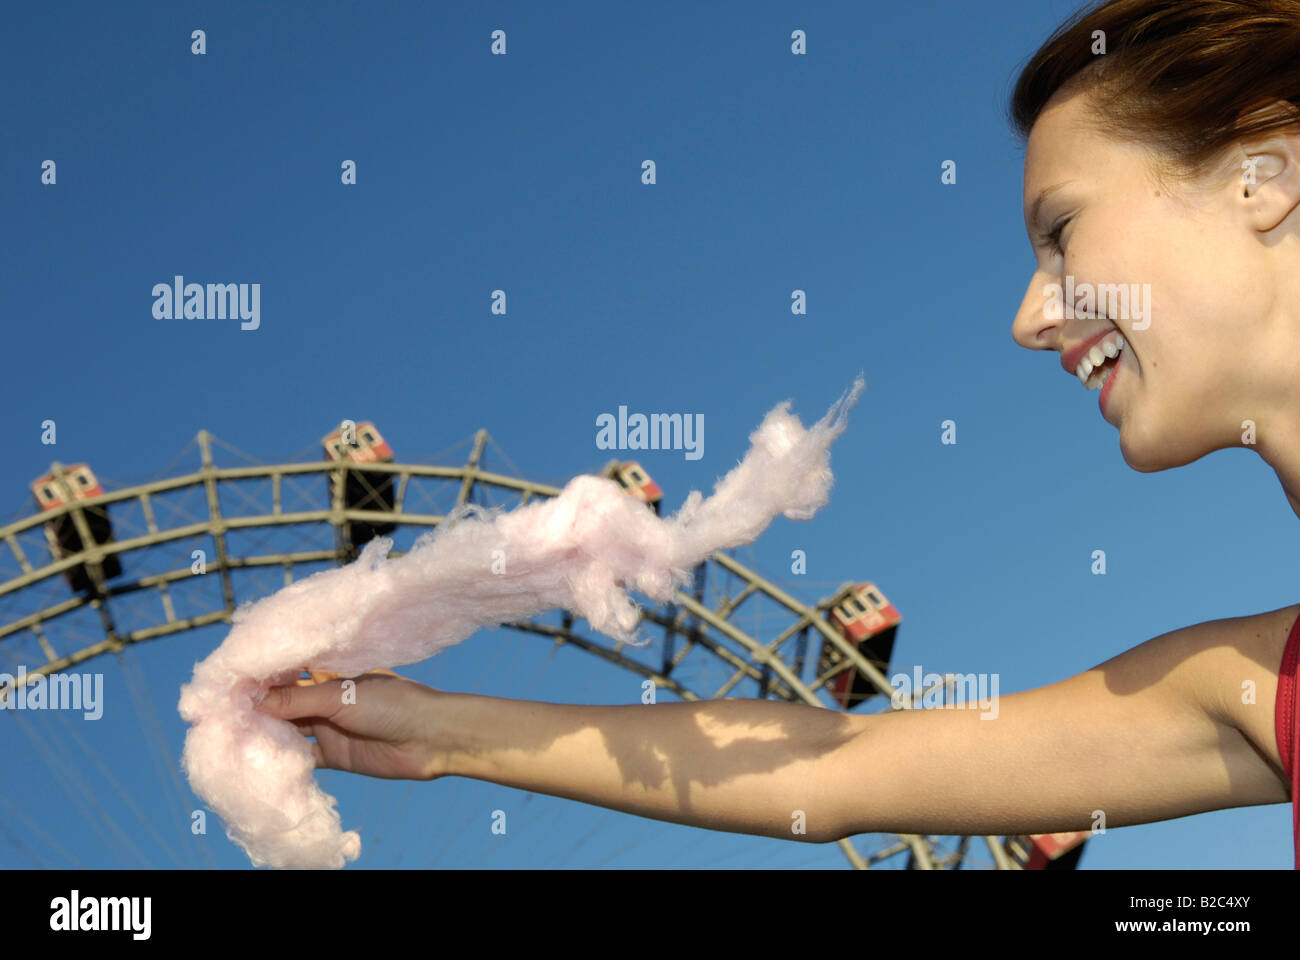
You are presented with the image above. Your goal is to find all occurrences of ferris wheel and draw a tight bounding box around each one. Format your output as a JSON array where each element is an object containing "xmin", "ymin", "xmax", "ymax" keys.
[{"xmin": 0, "ymin": 421, "xmax": 1087, "ymax": 870}]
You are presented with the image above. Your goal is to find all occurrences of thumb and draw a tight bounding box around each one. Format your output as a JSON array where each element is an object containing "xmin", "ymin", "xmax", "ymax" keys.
[{"xmin": 257, "ymin": 679, "xmax": 346, "ymax": 720}]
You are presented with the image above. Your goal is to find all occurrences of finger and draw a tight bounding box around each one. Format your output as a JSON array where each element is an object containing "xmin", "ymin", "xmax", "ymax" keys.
[
  {"xmin": 291, "ymin": 719, "xmax": 316, "ymax": 737},
  {"xmin": 310, "ymin": 742, "xmax": 327, "ymax": 768},
  {"xmin": 257, "ymin": 680, "xmax": 347, "ymax": 720}
]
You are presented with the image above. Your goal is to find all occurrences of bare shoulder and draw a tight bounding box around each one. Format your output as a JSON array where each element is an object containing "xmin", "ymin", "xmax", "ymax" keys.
[{"xmin": 1148, "ymin": 602, "xmax": 1300, "ymax": 797}]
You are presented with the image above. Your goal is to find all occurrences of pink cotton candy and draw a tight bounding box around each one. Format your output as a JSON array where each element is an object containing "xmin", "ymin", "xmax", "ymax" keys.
[{"xmin": 178, "ymin": 378, "xmax": 864, "ymax": 868}]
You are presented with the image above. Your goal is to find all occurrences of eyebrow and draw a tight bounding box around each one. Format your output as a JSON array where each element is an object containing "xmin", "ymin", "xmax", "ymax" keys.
[{"xmin": 1027, "ymin": 180, "xmax": 1074, "ymax": 229}]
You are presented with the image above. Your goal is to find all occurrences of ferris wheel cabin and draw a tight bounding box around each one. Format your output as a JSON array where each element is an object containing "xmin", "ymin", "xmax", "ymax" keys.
[
  {"xmin": 30, "ymin": 464, "xmax": 123, "ymax": 593},
  {"xmin": 322, "ymin": 421, "xmax": 397, "ymax": 550},
  {"xmin": 818, "ymin": 582, "xmax": 901, "ymax": 710},
  {"xmin": 1010, "ymin": 831, "xmax": 1088, "ymax": 870},
  {"xmin": 601, "ymin": 460, "xmax": 663, "ymax": 515}
]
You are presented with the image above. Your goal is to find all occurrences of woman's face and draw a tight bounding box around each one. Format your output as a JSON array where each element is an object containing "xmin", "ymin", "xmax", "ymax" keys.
[{"xmin": 1012, "ymin": 85, "xmax": 1294, "ymax": 475}]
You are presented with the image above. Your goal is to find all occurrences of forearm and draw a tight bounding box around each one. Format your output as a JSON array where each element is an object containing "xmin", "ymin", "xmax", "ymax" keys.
[{"xmin": 436, "ymin": 692, "xmax": 862, "ymax": 843}]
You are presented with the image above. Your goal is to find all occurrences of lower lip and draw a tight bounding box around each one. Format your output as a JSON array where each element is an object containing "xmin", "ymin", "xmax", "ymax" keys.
[{"xmin": 1098, "ymin": 357, "xmax": 1120, "ymax": 413}]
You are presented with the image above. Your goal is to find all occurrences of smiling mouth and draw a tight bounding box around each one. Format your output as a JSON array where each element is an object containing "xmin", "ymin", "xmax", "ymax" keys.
[{"xmin": 1076, "ymin": 331, "xmax": 1125, "ymax": 390}]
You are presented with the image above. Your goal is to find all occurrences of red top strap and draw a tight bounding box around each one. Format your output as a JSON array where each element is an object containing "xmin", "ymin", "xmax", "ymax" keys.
[{"xmin": 1275, "ymin": 608, "xmax": 1300, "ymax": 869}]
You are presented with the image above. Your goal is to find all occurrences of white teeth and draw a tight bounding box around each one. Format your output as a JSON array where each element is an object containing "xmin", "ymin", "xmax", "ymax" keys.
[{"xmin": 1074, "ymin": 331, "xmax": 1126, "ymax": 390}]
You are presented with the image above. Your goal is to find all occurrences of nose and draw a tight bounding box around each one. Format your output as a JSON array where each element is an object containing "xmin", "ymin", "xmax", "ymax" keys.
[{"xmin": 1012, "ymin": 268, "xmax": 1061, "ymax": 351}]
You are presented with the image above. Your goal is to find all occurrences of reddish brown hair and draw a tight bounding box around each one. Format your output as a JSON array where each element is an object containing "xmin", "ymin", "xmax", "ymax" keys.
[{"xmin": 1011, "ymin": 0, "xmax": 1300, "ymax": 179}]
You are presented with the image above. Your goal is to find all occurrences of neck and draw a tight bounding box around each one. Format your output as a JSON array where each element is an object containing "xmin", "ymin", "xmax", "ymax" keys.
[
  {"xmin": 1282, "ymin": 485, "xmax": 1300, "ymax": 520},
  {"xmin": 1253, "ymin": 372, "xmax": 1300, "ymax": 521},
  {"xmin": 1286, "ymin": 487, "xmax": 1300, "ymax": 521},
  {"xmin": 1249, "ymin": 287, "xmax": 1300, "ymax": 519}
]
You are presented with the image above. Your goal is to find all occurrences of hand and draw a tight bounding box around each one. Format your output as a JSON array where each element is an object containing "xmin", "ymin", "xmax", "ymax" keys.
[{"xmin": 257, "ymin": 668, "xmax": 448, "ymax": 781}]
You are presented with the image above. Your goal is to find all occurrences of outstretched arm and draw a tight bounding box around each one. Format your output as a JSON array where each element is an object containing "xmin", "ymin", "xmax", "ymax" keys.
[
  {"xmin": 260, "ymin": 604, "xmax": 1297, "ymax": 845},
  {"xmin": 260, "ymin": 675, "xmax": 862, "ymax": 843},
  {"xmin": 437, "ymin": 693, "xmax": 862, "ymax": 843}
]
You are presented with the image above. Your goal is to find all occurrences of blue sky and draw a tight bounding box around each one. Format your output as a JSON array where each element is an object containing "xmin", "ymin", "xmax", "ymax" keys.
[{"xmin": 1, "ymin": 0, "xmax": 1296, "ymax": 869}]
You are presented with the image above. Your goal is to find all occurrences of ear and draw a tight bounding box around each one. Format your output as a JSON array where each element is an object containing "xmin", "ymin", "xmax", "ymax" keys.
[{"xmin": 1236, "ymin": 111, "xmax": 1300, "ymax": 233}]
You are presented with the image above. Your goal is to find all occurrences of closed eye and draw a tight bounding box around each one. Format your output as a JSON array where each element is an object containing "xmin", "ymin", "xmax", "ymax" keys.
[{"xmin": 1042, "ymin": 216, "xmax": 1072, "ymax": 256}]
